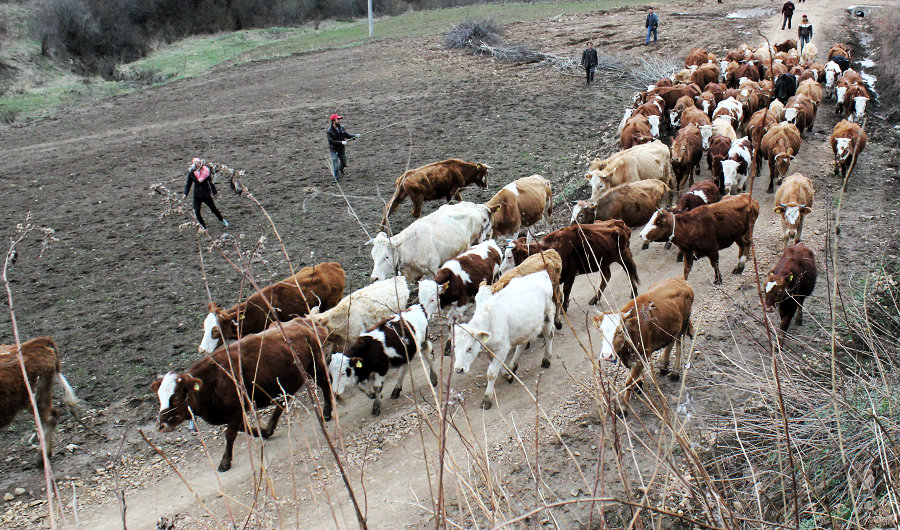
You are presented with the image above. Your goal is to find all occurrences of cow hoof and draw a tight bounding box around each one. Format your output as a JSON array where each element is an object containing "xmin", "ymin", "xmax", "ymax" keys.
[
  {"xmin": 481, "ymin": 396, "xmax": 493, "ymax": 410},
  {"xmin": 430, "ymin": 373, "xmax": 439, "ymax": 387},
  {"xmin": 714, "ymin": 278, "xmax": 723, "ymax": 285},
  {"xmin": 668, "ymin": 372, "xmax": 682, "ymax": 382},
  {"xmin": 218, "ymin": 460, "xmax": 232, "ymax": 472},
  {"xmin": 261, "ymin": 429, "xmax": 273, "ymax": 440},
  {"xmin": 504, "ymin": 371, "xmax": 515, "ymax": 383},
  {"xmin": 323, "ymin": 412, "xmax": 332, "ymax": 422},
  {"xmin": 664, "ymin": 241, "xmax": 673, "ymax": 251},
  {"xmin": 641, "ymin": 242, "xmax": 650, "ymax": 250},
  {"xmin": 371, "ymin": 403, "xmax": 381, "ymax": 416},
  {"xmin": 732, "ymin": 266, "xmax": 745, "ymax": 275},
  {"xmin": 443, "ymin": 338, "xmax": 452, "ymax": 356},
  {"xmin": 541, "ymin": 358, "xmax": 552, "ymax": 369},
  {"xmin": 676, "ymin": 253, "xmax": 684, "ymax": 263},
  {"xmin": 390, "ymin": 388, "xmax": 401, "ymax": 399},
  {"xmin": 588, "ymin": 296, "xmax": 598, "ymax": 306},
  {"xmin": 766, "ymin": 186, "xmax": 774, "ymax": 194},
  {"xmin": 659, "ymin": 367, "xmax": 670, "ymax": 377},
  {"xmin": 555, "ymin": 320, "xmax": 563, "ymax": 330}
]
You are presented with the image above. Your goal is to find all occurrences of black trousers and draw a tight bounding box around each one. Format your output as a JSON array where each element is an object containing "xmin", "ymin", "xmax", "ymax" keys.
[
  {"xmin": 193, "ymin": 195, "xmax": 223, "ymax": 228},
  {"xmin": 782, "ymin": 14, "xmax": 793, "ymax": 29},
  {"xmin": 585, "ymin": 66, "xmax": 595, "ymax": 84}
]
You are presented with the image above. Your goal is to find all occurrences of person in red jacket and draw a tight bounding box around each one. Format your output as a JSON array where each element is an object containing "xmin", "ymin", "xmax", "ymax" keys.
[{"xmin": 781, "ymin": 1, "xmax": 796, "ymax": 30}]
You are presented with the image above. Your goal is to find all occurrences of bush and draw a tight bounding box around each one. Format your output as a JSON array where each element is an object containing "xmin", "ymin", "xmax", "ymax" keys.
[{"xmin": 443, "ymin": 18, "xmax": 503, "ymax": 50}]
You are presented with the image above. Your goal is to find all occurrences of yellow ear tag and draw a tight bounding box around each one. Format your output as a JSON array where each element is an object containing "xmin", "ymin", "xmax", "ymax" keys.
[
  {"xmin": 788, "ymin": 274, "xmax": 793, "ymax": 282},
  {"xmin": 193, "ymin": 383, "xmax": 201, "ymax": 391},
  {"xmin": 239, "ymin": 314, "xmax": 246, "ymax": 320},
  {"xmin": 355, "ymin": 361, "xmax": 363, "ymax": 368}
]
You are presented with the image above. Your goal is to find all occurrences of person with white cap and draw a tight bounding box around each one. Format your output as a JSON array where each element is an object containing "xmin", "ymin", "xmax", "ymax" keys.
[
  {"xmin": 183, "ymin": 157, "xmax": 228, "ymax": 231},
  {"xmin": 326, "ymin": 113, "xmax": 360, "ymax": 182}
]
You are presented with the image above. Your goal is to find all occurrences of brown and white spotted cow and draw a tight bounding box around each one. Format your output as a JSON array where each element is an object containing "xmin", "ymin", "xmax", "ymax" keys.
[
  {"xmin": 199, "ymin": 262, "xmax": 345, "ymax": 354},
  {"xmin": 765, "ymin": 243, "xmax": 817, "ymax": 331},
  {"xmin": 418, "ymin": 240, "xmax": 502, "ymax": 320},
  {"xmin": 380, "ymin": 159, "xmax": 490, "ymax": 228},
  {"xmin": 593, "ymin": 277, "xmax": 694, "ymax": 412},
  {"xmin": 830, "ymin": 120, "xmax": 867, "ymax": 190},
  {"xmin": 1, "ymin": 337, "xmax": 80, "ymax": 464},
  {"xmin": 640, "ymin": 195, "xmax": 759, "ymax": 284},
  {"xmin": 485, "ymin": 175, "xmax": 553, "ymax": 240},
  {"xmin": 774, "ymin": 173, "xmax": 814, "ymax": 249},
  {"xmin": 153, "ymin": 318, "xmax": 333, "ymax": 472}
]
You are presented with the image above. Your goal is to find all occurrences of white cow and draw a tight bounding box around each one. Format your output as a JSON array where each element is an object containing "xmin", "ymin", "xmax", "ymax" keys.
[
  {"xmin": 369, "ymin": 201, "xmax": 489, "ymax": 282},
  {"xmin": 824, "ymin": 61, "xmax": 841, "ymax": 98},
  {"xmin": 307, "ymin": 276, "xmax": 410, "ymax": 347},
  {"xmin": 452, "ymin": 271, "xmax": 555, "ymax": 410}
]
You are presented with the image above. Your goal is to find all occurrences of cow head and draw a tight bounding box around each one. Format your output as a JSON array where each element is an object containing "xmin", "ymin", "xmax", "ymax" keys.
[
  {"xmin": 699, "ymin": 125, "xmax": 713, "ymax": 150},
  {"xmin": 852, "ymin": 96, "xmax": 868, "ymax": 121},
  {"xmin": 199, "ymin": 302, "xmax": 237, "ymax": 354},
  {"xmin": 499, "ymin": 239, "xmax": 520, "ymax": 274},
  {"xmin": 452, "ymin": 324, "xmax": 489, "ymax": 374},
  {"xmin": 647, "ymin": 115, "xmax": 661, "ymax": 138},
  {"xmin": 569, "ymin": 200, "xmax": 597, "ymax": 225},
  {"xmin": 327, "ymin": 353, "xmax": 369, "ymax": 397},
  {"xmin": 721, "ymin": 160, "xmax": 743, "ymax": 195},
  {"xmin": 783, "ymin": 107, "xmax": 798, "ymax": 124},
  {"xmin": 824, "ymin": 62, "xmax": 839, "ymax": 88},
  {"xmin": 473, "ymin": 163, "xmax": 490, "ymax": 188},
  {"xmin": 369, "ymin": 231, "xmax": 400, "ymax": 281},
  {"xmin": 669, "ymin": 109, "xmax": 680, "ymax": 128},
  {"xmin": 774, "ymin": 149, "xmax": 795, "ymax": 179},
  {"xmin": 835, "ymin": 85, "xmax": 848, "ymax": 105},
  {"xmin": 764, "ymin": 271, "xmax": 795, "ymax": 308},
  {"xmin": 151, "ymin": 372, "xmax": 202, "ymax": 432},
  {"xmin": 639, "ymin": 209, "xmax": 674, "ymax": 242},
  {"xmin": 592, "ymin": 310, "xmax": 631, "ymax": 362},
  {"xmin": 418, "ymin": 279, "xmax": 446, "ymax": 319},
  {"xmin": 833, "ymin": 137, "xmax": 852, "ymax": 161},
  {"xmin": 774, "ymin": 203, "xmax": 811, "ymax": 242}
]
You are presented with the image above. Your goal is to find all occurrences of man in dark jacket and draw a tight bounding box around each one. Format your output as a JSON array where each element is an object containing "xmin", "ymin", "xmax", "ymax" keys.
[
  {"xmin": 326, "ymin": 114, "xmax": 359, "ymax": 182},
  {"xmin": 781, "ymin": 1, "xmax": 796, "ymax": 30},
  {"xmin": 581, "ymin": 42, "xmax": 599, "ymax": 85},
  {"xmin": 644, "ymin": 8, "xmax": 658, "ymax": 45},
  {"xmin": 183, "ymin": 157, "xmax": 228, "ymax": 230}
]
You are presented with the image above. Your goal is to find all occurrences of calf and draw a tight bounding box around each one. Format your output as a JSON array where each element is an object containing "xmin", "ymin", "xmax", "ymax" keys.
[
  {"xmin": 673, "ymin": 180, "xmax": 720, "ymax": 214},
  {"xmin": 697, "ymin": 91, "xmax": 717, "ymax": 118},
  {"xmin": 712, "ymin": 97, "xmax": 743, "ymax": 131},
  {"xmin": 569, "ymin": 180, "xmax": 670, "ymax": 242},
  {"xmin": 620, "ymin": 115, "xmax": 654, "ymax": 149},
  {"xmin": 453, "ymin": 271, "xmax": 555, "ymax": 409},
  {"xmin": 681, "ymin": 108, "xmax": 712, "ymax": 148},
  {"xmin": 684, "ymin": 47, "xmax": 709, "ymax": 67},
  {"xmin": 721, "ymin": 137, "xmax": 753, "ymax": 195},
  {"xmin": 631, "ymin": 100, "xmax": 663, "ymax": 138},
  {"xmin": 736, "ymin": 87, "xmax": 760, "ymax": 126},
  {"xmin": 381, "ymin": 159, "xmax": 489, "ymax": 227},
  {"xmin": 329, "ymin": 305, "xmax": 436, "ymax": 416},
  {"xmin": 842, "ymin": 84, "xmax": 869, "ymax": 123},
  {"xmin": 772, "ymin": 73, "xmax": 797, "ymax": 104},
  {"xmin": 501, "ymin": 221, "xmax": 639, "ymax": 310},
  {"xmin": 668, "ymin": 95, "xmax": 695, "ymax": 129},
  {"xmin": 830, "ymin": 120, "xmax": 867, "ymax": 190},
  {"xmin": 784, "ymin": 94, "xmax": 816, "ymax": 135},
  {"xmin": 759, "ymin": 122, "xmax": 802, "ymax": 193},
  {"xmin": 671, "ymin": 124, "xmax": 704, "ymax": 190},
  {"xmin": 773, "ymin": 173, "xmax": 814, "ymax": 249},
  {"xmin": 152, "ymin": 318, "xmax": 332, "ymax": 471},
  {"xmin": 199, "ymin": 262, "xmax": 345, "ymax": 354},
  {"xmin": 485, "ymin": 175, "xmax": 552, "ymax": 239},
  {"xmin": 691, "ymin": 64, "xmax": 721, "ymax": 90},
  {"xmin": 640, "ymin": 195, "xmax": 759, "ymax": 284},
  {"xmin": 418, "ymin": 240, "xmax": 502, "ymax": 320},
  {"xmin": 707, "ymin": 134, "xmax": 732, "ymax": 192},
  {"xmin": 746, "ymin": 108, "xmax": 779, "ymax": 163},
  {"xmin": 1, "ymin": 337, "xmax": 80, "ymax": 464},
  {"xmin": 796, "ymin": 79, "xmax": 823, "ymax": 109},
  {"xmin": 765, "ymin": 243, "xmax": 817, "ymax": 331},
  {"xmin": 308, "ymin": 276, "xmax": 411, "ymax": 348},
  {"xmin": 593, "ymin": 277, "xmax": 693, "ymax": 412},
  {"xmin": 727, "ymin": 63, "xmax": 760, "ymax": 88}
]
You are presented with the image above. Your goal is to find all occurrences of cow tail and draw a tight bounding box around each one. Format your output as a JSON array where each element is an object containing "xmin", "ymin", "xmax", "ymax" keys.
[{"xmin": 620, "ymin": 236, "xmax": 640, "ymax": 286}]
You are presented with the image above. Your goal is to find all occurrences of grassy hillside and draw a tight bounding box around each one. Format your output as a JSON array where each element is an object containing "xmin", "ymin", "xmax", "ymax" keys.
[{"xmin": 0, "ymin": 0, "xmax": 650, "ymax": 122}]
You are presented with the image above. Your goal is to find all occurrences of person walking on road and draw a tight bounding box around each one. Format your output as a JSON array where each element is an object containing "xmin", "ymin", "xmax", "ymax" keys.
[
  {"xmin": 781, "ymin": 1, "xmax": 796, "ymax": 30},
  {"xmin": 184, "ymin": 157, "xmax": 228, "ymax": 231},
  {"xmin": 326, "ymin": 114, "xmax": 359, "ymax": 182},
  {"xmin": 581, "ymin": 42, "xmax": 599, "ymax": 85},
  {"xmin": 798, "ymin": 15, "xmax": 813, "ymax": 52},
  {"xmin": 644, "ymin": 8, "xmax": 659, "ymax": 45}
]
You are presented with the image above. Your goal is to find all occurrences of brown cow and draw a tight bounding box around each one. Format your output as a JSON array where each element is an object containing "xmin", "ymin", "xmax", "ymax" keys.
[
  {"xmin": 759, "ymin": 122, "xmax": 802, "ymax": 192},
  {"xmin": 669, "ymin": 95, "xmax": 696, "ymax": 129},
  {"xmin": 830, "ymin": 120, "xmax": 867, "ymax": 190},
  {"xmin": 640, "ymin": 194, "xmax": 759, "ymax": 284},
  {"xmin": 501, "ymin": 221, "xmax": 640, "ymax": 311},
  {"xmin": 736, "ymin": 85, "xmax": 761, "ymax": 125},
  {"xmin": 673, "ymin": 180, "xmax": 720, "ymax": 214},
  {"xmin": 631, "ymin": 98, "xmax": 664, "ymax": 137},
  {"xmin": 152, "ymin": 318, "xmax": 333, "ymax": 471},
  {"xmin": 728, "ymin": 63, "xmax": 760, "ymax": 88},
  {"xmin": 841, "ymin": 84, "xmax": 869, "ymax": 122},
  {"xmin": 1, "ymin": 337, "xmax": 80, "ymax": 464},
  {"xmin": 765, "ymin": 243, "xmax": 817, "ymax": 331},
  {"xmin": 620, "ymin": 114, "xmax": 655, "ymax": 149},
  {"xmin": 697, "ymin": 91, "xmax": 717, "ymax": 117},
  {"xmin": 485, "ymin": 175, "xmax": 553, "ymax": 239},
  {"xmin": 381, "ymin": 159, "xmax": 489, "ymax": 226},
  {"xmin": 199, "ymin": 262, "xmax": 345, "ymax": 354},
  {"xmin": 569, "ymin": 180, "xmax": 670, "ymax": 240},
  {"xmin": 704, "ymin": 82, "xmax": 727, "ymax": 103},
  {"xmin": 650, "ymin": 85, "xmax": 702, "ymax": 112},
  {"xmin": 774, "ymin": 173, "xmax": 814, "ymax": 249},
  {"xmin": 747, "ymin": 107, "xmax": 779, "ymax": 161},
  {"xmin": 684, "ymin": 47, "xmax": 709, "ymax": 67},
  {"xmin": 690, "ymin": 63, "xmax": 721, "ymax": 88},
  {"xmin": 671, "ymin": 124, "xmax": 704, "ymax": 190},
  {"xmin": 796, "ymin": 79, "xmax": 823, "ymax": 109},
  {"xmin": 707, "ymin": 134, "xmax": 732, "ymax": 191},
  {"xmin": 784, "ymin": 94, "xmax": 816, "ymax": 134},
  {"xmin": 593, "ymin": 277, "xmax": 693, "ymax": 412},
  {"xmin": 827, "ymin": 44, "xmax": 852, "ymax": 62},
  {"xmin": 775, "ymin": 39, "xmax": 797, "ymax": 53}
]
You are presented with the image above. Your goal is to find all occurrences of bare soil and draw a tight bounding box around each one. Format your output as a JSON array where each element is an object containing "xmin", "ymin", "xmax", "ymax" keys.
[{"xmin": 0, "ymin": 0, "xmax": 898, "ymax": 527}]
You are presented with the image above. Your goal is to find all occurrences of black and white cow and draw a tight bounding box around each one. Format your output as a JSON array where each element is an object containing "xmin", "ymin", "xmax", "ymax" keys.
[{"xmin": 328, "ymin": 304, "xmax": 436, "ymax": 416}]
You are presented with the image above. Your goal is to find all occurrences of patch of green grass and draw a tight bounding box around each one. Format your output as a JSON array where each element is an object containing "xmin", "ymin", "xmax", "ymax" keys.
[{"xmin": 1, "ymin": 0, "xmax": 658, "ymax": 120}]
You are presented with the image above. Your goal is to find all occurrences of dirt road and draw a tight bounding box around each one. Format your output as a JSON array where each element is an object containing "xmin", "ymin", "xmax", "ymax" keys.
[{"xmin": 0, "ymin": 0, "xmax": 896, "ymax": 527}]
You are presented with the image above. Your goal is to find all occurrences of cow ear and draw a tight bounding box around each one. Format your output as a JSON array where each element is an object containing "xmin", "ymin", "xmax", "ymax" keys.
[
  {"xmin": 774, "ymin": 205, "xmax": 785, "ymax": 214},
  {"xmin": 350, "ymin": 357, "xmax": 364, "ymax": 369},
  {"xmin": 439, "ymin": 281, "xmax": 450, "ymax": 293},
  {"xmin": 488, "ymin": 203, "xmax": 501, "ymax": 213},
  {"xmin": 475, "ymin": 331, "xmax": 491, "ymax": 342},
  {"xmin": 788, "ymin": 274, "xmax": 794, "ymax": 283},
  {"xmin": 150, "ymin": 377, "xmax": 163, "ymax": 392},
  {"xmin": 207, "ymin": 302, "xmax": 219, "ymax": 313},
  {"xmin": 183, "ymin": 374, "xmax": 202, "ymax": 393},
  {"xmin": 800, "ymin": 206, "xmax": 811, "ymax": 214}
]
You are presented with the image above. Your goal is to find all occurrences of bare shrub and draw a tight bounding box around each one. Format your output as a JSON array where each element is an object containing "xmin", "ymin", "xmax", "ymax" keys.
[
  {"xmin": 630, "ymin": 54, "xmax": 680, "ymax": 88},
  {"xmin": 443, "ymin": 18, "xmax": 503, "ymax": 50}
]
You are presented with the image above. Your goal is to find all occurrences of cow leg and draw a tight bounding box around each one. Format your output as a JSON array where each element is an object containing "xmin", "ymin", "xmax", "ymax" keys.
[
  {"xmin": 588, "ymin": 264, "xmax": 612, "ymax": 306},
  {"xmin": 733, "ymin": 243, "xmax": 749, "ymax": 275},
  {"xmin": 767, "ymin": 159, "xmax": 776, "ymax": 193},
  {"xmin": 35, "ymin": 374, "xmax": 58, "ymax": 463},
  {"xmin": 658, "ymin": 342, "xmax": 675, "ymax": 377},
  {"xmin": 617, "ymin": 363, "xmax": 644, "ymax": 416},
  {"xmin": 390, "ymin": 364, "xmax": 409, "ymax": 399},
  {"xmin": 422, "ymin": 340, "xmax": 438, "ymax": 387},
  {"xmin": 796, "ymin": 299, "xmax": 804, "ymax": 326},
  {"xmin": 562, "ymin": 275, "xmax": 575, "ymax": 312},
  {"xmin": 709, "ymin": 251, "xmax": 723, "ymax": 284},
  {"xmin": 483, "ymin": 349, "xmax": 510, "ymax": 409},
  {"xmin": 682, "ymin": 252, "xmax": 695, "ymax": 280},
  {"xmin": 412, "ymin": 196, "xmax": 424, "ymax": 218},
  {"xmin": 372, "ymin": 373, "xmax": 385, "ymax": 416},
  {"xmin": 676, "ymin": 250, "xmax": 684, "ymax": 263},
  {"xmin": 541, "ymin": 319, "xmax": 554, "ymax": 369},
  {"xmin": 261, "ymin": 405, "xmax": 285, "ymax": 439},
  {"xmin": 503, "ymin": 344, "xmax": 525, "ymax": 383},
  {"xmin": 219, "ymin": 420, "xmax": 242, "ymax": 472},
  {"xmin": 313, "ymin": 352, "xmax": 334, "ymax": 421},
  {"xmin": 641, "ymin": 240, "xmax": 650, "ymax": 250}
]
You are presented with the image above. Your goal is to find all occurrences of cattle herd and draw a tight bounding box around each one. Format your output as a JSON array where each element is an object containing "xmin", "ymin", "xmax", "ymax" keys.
[{"xmin": 1, "ymin": 36, "xmax": 871, "ymax": 476}]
